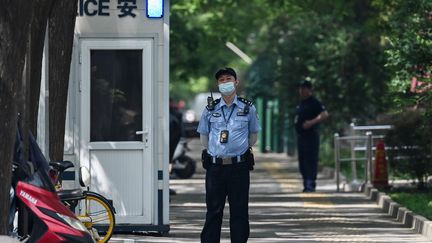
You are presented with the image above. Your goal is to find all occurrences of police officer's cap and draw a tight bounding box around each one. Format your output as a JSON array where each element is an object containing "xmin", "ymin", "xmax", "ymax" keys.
[
  {"xmin": 215, "ymin": 67, "xmax": 237, "ymax": 80},
  {"xmin": 299, "ymin": 80, "xmax": 313, "ymax": 89}
]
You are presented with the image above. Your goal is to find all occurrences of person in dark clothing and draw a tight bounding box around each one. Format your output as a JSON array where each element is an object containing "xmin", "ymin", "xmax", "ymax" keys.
[
  {"xmin": 169, "ymin": 114, "xmax": 181, "ymax": 162},
  {"xmin": 169, "ymin": 99, "xmax": 184, "ymax": 162},
  {"xmin": 294, "ymin": 81, "xmax": 328, "ymax": 192},
  {"xmin": 169, "ymin": 99, "xmax": 184, "ymax": 195}
]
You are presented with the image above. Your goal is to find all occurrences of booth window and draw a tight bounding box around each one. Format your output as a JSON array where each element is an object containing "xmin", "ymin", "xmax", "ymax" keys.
[{"xmin": 90, "ymin": 50, "xmax": 143, "ymax": 141}]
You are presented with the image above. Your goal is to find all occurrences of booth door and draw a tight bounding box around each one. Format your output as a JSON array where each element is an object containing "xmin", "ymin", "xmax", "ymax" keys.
[{"xmin": 80, "ymin": 39, "xmax": 153, "ymax": 224}]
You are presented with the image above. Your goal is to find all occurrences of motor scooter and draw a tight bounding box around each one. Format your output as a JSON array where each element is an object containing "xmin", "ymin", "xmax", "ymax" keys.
[
  {"xmin": 171, "ymin": 139, "xmax": 196, "ymax": 179},
  {"xmin": 10, "ymin": 129, "xmax": 94, "ymax": 242}
]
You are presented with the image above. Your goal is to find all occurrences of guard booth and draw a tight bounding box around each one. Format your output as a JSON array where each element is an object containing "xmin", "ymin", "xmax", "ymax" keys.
[{"xmin": 42, "ymin": 0, "xmax": 170, "ymax": 233}]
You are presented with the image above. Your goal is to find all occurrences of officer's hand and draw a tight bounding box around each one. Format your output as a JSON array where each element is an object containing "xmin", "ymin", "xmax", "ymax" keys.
[{"xmin": 302, "ymin": 120, "xmax": 314, "ymax": 129}]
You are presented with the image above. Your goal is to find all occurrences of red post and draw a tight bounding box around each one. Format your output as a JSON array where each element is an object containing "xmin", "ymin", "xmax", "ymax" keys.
[{"xmin": 372, "ymin": 140, "xmax": 389, "ymax": 188}]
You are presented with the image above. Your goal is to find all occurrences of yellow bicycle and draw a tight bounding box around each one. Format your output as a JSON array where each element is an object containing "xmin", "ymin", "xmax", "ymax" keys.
[{"xmin": 50, "ymin": 161, "xmax": 116, "ymax": 243}]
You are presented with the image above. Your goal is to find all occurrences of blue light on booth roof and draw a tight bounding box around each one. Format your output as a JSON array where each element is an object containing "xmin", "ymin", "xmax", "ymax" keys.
[{"xmin": 146, "ymin": 0, "xmax": 163, "ymax": 18}]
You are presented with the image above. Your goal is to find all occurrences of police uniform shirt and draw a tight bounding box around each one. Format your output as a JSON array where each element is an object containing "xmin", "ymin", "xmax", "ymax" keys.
[
  {"xmin": 295, "ymin": 96, "xmax": 326, "ymax": 135},
  {"xmin": 197, "ymin": 96, "xmax": 261, "ymax": 157}
]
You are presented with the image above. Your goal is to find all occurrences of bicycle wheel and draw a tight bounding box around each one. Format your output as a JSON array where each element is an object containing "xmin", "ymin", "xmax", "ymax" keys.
[{"xmin": 77, "ymin": 191, "xmax": 115, "ymax": 243}]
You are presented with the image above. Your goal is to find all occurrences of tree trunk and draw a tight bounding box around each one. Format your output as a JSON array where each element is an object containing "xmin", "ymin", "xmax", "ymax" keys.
[
  {"xmin": 48, "ymin": 0, "xmax": 78, "ymax": 161},
  {"xmin": 0, "ymin": 1, "xmax": 33, "ymax": 235},
  {"xmin": 0, "ymin": 0, "xmax": 56, "ymax": 235},
  {"xmin": 28, "ymin": 0, "xmax": 55, "ymax": 137},
  {"xmin": 16, "ymin": 1, "xmax": 54, "ymax": 236}
]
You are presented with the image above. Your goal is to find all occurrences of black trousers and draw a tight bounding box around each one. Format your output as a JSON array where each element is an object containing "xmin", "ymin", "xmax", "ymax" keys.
[
  {"xmin": 201, "ymin": 162, "xmax": 250, "ymax": 243},
  {"xmin": 297, "ymin": 133, "xmax": 320, "ymax": 191}
]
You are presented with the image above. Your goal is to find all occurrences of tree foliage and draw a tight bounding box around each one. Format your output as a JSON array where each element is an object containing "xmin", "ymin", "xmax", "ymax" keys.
[
  {"xmin": 245, "ymin": 0, "xmax": 390, "ymax": 135},
  {"xmin": 374, "ymin": 0, "xmax": 431, "ymax": 111},
  {"xmin": 171, "ymin": 0, "xmax": 429, "ymax": 128},
  {"xmin": 172, "ymin": 0, "xmax": 392, "ymax": 125},
  {"xmin": 170, "ymin": 0, "xmax": 272, "ymax": 100},
  {"xmin": 373, "ymin": 0, "xmax": 432, "ymax": 185},
  {"xmin": 385, "ymin": 110, "xmax": 432, "ymax": 188}
]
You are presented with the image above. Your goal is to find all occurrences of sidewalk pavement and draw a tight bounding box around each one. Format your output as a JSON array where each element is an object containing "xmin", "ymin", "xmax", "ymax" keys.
[{"xmin": 111, "ymin": 139, "xmax": 429, "ymax": 242}]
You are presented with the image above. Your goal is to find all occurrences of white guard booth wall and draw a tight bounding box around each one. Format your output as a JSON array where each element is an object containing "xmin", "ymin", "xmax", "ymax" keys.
[{"xmin": 47, "ymin": 0, "xmax": 170, "ymax": 234}]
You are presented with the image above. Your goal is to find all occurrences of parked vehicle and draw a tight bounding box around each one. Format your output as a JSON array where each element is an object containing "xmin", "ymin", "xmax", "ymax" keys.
[
  {"xmin": 10, "ymin": 130, "xmax": 94, "ymax": 242},
  {"xmin": 49, "ymin": 161, "xmax": 116, "ymax": 243},
  {"xmin": 171, "ymin": 139, "xmax": 197, "ymax": 179}
]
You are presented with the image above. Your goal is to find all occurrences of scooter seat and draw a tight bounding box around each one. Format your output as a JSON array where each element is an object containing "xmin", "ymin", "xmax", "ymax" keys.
[
  {"xmin": 50, "ymin": 161, "xmax": 74, "ymax": 172},
  {"xmin": 57, "ymin": 188, "xmax": 84, "ymax": 201}
]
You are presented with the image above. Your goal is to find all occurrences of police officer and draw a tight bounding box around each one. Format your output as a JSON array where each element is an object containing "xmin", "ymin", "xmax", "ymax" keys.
[
  {"xmin": 295, "ymin": 80, "xmax": 328, "ymax": 192},
  {"xmin": 197, "ymin": 67, "xmax": 261, "ymax": 243}
]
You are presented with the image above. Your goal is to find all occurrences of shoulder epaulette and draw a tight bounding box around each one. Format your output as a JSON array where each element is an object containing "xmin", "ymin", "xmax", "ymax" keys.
[
  {"xmin": 237, "ymin": 97, "xmax": 253, "ymax": 114},
  {"xmin": 206, "ymin": 98, "xmax": 221, "ymax": 111},
  {"xmin": 237, "ymin": 97, "xmax": 253, "ymax": 106}
]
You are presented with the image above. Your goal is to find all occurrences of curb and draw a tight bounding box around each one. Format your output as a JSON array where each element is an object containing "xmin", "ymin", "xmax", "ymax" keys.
[{"xmin": 365, "ymin": 185, "xmax": 432, "ymax": 241}]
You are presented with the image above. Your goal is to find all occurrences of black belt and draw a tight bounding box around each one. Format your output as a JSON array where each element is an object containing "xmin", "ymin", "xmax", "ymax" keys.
[{"xmin": 212, "ymin": 154, "xmax": 248, "ymax": 165}]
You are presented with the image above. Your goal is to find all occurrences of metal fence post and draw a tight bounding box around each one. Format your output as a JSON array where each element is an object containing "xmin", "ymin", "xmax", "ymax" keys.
[
  {"xmin": 334, "ymin": 133, "xmax": 340, "ymax": 192},
  {"xmin": 366, "ymin": 132, "xmax": 373, "ymax": 186},
  {"xmin": 350, "ymin": 123, "xmax": 357, "ymax": 180}
]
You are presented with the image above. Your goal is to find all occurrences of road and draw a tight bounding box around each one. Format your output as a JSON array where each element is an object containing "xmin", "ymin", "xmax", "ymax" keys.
[{"xmin": 111, "ymin": 138, "xmax": 429, "ymax": 243}]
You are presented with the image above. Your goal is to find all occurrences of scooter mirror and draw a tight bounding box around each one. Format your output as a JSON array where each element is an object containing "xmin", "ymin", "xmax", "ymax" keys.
[{"xmin": 79, "ymin": 166, "xmax": 91, "ymax": 187}]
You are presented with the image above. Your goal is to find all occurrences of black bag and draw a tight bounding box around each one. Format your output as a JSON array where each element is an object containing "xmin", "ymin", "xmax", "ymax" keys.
[{"xmin": 246, "ymin": 147, "xmax": 255, "ymax": 171}]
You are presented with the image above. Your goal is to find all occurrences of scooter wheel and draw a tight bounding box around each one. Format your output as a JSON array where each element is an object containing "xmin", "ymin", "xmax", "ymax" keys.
[{"xmin": 173, "ymin": 156, "xmax": 196, "ymax": 179}]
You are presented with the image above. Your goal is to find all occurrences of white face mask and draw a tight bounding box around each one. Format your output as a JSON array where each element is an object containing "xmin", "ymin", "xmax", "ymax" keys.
[{"xmin": 218, "ymin": 82, "xmax": 236, "ymax": 95}]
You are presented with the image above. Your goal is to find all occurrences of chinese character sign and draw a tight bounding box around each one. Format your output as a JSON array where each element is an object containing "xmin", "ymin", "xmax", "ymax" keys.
[
  {"xmin": 118, "ymin": 0, "xmax": 137, "ymax": 18},
  {"xmin": 79, "ymin": 0, "xmax": 163, "ymax": 18}
]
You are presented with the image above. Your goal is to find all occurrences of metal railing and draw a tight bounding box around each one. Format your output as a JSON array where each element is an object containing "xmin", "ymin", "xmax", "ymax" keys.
[
  {"xmin": 348, "ymin": 124, "xmax": 393, "ymax": 180},
  {"xmin": 334, "ymin": 132, "xmax": 372, "ymax": 192},
  {"xmin": 334, "ymin": 124, "xmax": 393, "ymax": 192}
]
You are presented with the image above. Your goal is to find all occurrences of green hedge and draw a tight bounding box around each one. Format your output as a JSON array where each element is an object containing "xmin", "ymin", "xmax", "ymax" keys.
[{"xmin": 390, "ymin": 192, "xmax": 432, "ymax": 220}]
